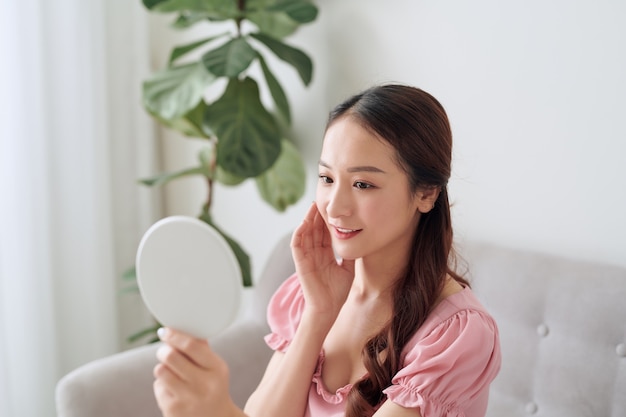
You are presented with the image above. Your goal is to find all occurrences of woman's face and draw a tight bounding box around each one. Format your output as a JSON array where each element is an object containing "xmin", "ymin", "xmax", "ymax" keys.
[{"xmin": 316, "ymin": 116, "xmax": 426, "ymax": 263}]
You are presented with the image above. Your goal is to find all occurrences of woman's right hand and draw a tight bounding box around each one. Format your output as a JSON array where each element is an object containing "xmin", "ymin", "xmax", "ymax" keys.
[
  {"xmin": 153, "ymin": 328, "xmax": 242, "ymax": 417},
  {"xmin": 290, "ymin": 203, "xmax": 355, "ymax": 320}
]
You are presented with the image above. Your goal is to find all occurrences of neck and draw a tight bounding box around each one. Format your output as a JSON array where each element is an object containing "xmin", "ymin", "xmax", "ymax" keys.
[{"xmin": 351, "ymin": 253, "xmax": 407, "ymax": 301}]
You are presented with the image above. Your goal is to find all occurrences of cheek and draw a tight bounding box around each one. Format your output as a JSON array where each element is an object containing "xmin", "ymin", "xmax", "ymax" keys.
[
  {"xmin": 368, "ymin": 197, "xmax": 417, "ymax": 227},
  {"xmin": 361, "ymin": 202, "xmax": 388, "ymax": 223}
]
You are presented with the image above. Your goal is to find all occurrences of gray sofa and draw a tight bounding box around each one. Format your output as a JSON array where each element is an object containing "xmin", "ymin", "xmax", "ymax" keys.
[{"xmin": 56, "ymin": 234, "xmax": 626, "ymax": 417}]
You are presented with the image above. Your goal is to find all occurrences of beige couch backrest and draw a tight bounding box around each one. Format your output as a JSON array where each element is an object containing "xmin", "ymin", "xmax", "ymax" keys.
[{"xmin": 465, "ymin": 242, "xmax": 626, "ymax": 417}]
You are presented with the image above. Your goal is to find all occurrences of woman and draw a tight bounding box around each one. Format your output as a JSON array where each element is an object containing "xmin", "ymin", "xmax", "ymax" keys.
[{"xmin": 153, "ymin": 84, "xmax": 501, "ymax": 417}]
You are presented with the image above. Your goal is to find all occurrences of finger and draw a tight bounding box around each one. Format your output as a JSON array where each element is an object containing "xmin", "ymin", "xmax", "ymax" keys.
[
  {"xmin": 291, "ymin": 224, "xmax": 307, "ymax": 257},
  {"xmin": 311, "ymin": 205, "xmax": 325, "ymax": 247},
  {"xmin": 291, "ymin": 217, "xmax": 306, "ymax": 249},
  {"xmin": 303, "ymin": 202, "xmax": 318, "ymax": 250},
  {"xmin": 158, "ymin": 327, "xmax": 215, "ymax": 369},
  {"xmin": 305, "ymin": 200, "xmax": 318, "ymax": 220},
  {"xmin": 319, "ymin": 216, "xmax": 332, "ymax": 248},
  {"xmin": 293, "ymin": 202, "xmax": 316, "ymax": 250},
  {"xmin": 321, "ymin": 221, "xmax": 332, "ymax": 249},
  {"xmin": 153, "ymin": 362, "xmax": 188, "ymax": 402},
  {"xmin": 153, "ymin": 366, "xmax": 188, "ymax": 414},
  {"xmin": 154, "ymin": 362, "xmax": 170, "ymax": 380},
  {"xmin": 154, "ymin": 362, "xmax": 182, "ymax": 385},
  {"xmin": 312, "ymin": 204, "xmax": 332, "ymax": 249},
  {"xmin": 153, "ymin": 374, "xmax": 175, "ymax": 403},
  {"xmin": 156, "ymin": 344, "xmax": 198, "ymax": 382}
]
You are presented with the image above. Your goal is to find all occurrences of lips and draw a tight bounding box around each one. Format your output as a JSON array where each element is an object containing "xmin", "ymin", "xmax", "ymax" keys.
[{"xmin": 331, "ymin": 225, "xmax": 362, "ymax": 239}]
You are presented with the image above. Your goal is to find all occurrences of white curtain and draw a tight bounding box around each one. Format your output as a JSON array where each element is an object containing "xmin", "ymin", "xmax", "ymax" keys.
[{"xmin": 0, "ymin": 1, "xmax": 159, "ymax": 416}]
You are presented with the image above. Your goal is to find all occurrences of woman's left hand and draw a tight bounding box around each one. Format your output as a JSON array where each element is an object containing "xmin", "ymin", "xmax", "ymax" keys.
[
  {"xmin": 290, "ymin": 202, "xmax": 355, "ymax": 321},
  {"xmin": 153, "ymin": 327, "xmax": 240, "ymax": 417}
]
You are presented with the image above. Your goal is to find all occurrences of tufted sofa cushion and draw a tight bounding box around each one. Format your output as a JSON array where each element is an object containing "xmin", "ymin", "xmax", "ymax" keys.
[{"xmin": 464, "ymin": 242, "xmax": 626, "ymax": 417}]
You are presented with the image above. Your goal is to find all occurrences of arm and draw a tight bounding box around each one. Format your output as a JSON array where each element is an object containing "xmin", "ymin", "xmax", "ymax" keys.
[
  {"xmin": 374, "ymin": 400, "xmax": 422, "ymax": 417},
  {"xmin": 153, "ymin": 203, "xmax": 354, "ymax": 417},
  {"xmin": 243, "ymin": 310, "xmax": 332, "ymax": 416},
  {"xmin": 245, "ymin": 202, "xmax": 355, "ymax": 416}
]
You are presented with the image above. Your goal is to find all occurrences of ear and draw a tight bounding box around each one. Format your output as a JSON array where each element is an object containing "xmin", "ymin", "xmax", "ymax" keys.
[{"xmin": 415, "ymin": 186, "xmax": 440, "ymax": 214}]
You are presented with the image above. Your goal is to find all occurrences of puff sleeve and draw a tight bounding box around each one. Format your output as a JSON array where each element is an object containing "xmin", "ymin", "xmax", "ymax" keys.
[
  {"xmin": 264, "ymin": 273, "xmax": 305, "ymax": 353},
  {"xmin": 382, "ymin": 309, "xmax": 501, "ymax": 416}
]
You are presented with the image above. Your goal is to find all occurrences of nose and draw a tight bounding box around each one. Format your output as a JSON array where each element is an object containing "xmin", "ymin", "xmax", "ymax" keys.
[{"xmin": 323, "ymin": 183, "xmax": 353, "ymax": 219}]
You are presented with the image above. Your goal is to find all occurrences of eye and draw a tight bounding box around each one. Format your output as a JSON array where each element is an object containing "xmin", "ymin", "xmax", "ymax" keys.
[
  {"xmin": 354, "ymin": 181, "xmax": 373, "ymax": 189},
  {"xmin": 318, "ymin": 174, "xmax": 333, "ymax": 184}
]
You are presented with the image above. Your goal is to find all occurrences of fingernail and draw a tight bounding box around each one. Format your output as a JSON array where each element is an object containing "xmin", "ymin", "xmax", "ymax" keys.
[{"xmin": 157, "ymin": 327, "xmax": 167, "ymax": 340}]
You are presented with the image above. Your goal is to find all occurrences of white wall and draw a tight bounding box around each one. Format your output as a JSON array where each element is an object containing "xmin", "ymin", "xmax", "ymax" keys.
[{"xmin": 152, "ymin": 0, "xmax": 626, "ymax": 282}]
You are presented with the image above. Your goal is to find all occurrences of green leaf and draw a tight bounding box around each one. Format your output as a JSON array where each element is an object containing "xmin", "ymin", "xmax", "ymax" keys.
[
  {"xmin": 120, "ymin": 266, "xmax": 138, "ymax": 294},
  {"xmin": 246, "ymin": 15, "xmax": 298, "ymax": 39},
  {"xmin": 220, "ymin": 235, "xmax": 252, "ymax": 287},
  {"xmin": 127, "ymin": 322, "xmax": 162, "ymax": 344},
  {"xmin": 150, "ymin": 100, "xmax": 213, "ymax": 138},
  {"xmin": 197, "ymin": 145, "xmax": 248, "ymax": 186},
  {"xmin": 216, "ymin": 166, "xmax": 247, "ymax": 186},
  {"xmin": 206, "ymin": 77, "xmax": 281, "ymax": 178},
  {"xmin": 255, "ymin": 139, "xmax": 305, "ymax": 211},
  {"xmin": 198, "ymin": 215, "xmax": 252, "ymax": 287},
  {"xmin": 267, "ymin": 1, "xmax": 318, "ymax": 23},
  {"xmin": 258, "ymin": 54, "xmax": 291, "ymax": 124},
  {"xmin": 122, "ymin": 266, "xmax": 136, "ymax": 281},
  {"xmin": 197, "ymin": 141, "xmax": 247, "ymax": 185},
  {"xmin": 149, "ymin": 0, "xmax": 240, "ymax": 19},
  {"xmin": 139, "ymin": 166, "xmax": 207, "ymax": 187},
  {"xmin": 169, "ymin": 33, "xmax": 227, "ymax": 65},
  {"xmin": 143, "ymin": 62, "xmax": 216, "ymax": 120},
  {"xmin": 119, "ymin": 284, "xmax": 140, "ymax": 294},
  {"xmin": 143, "ymin": 0, "xmax": 169, "ymax": 10},
  {"xmin": 155, "ymin": 114, "xmax": 208, "ymax": 138},
  {"xmin": 250, "ymin": 32, "xmax": 313, "ymax": 86},
  {"xmin": 198, "ymin": 145, "xmax": 215, "ymax": 169},
  {"xmin": 171, "ymin": 11, "xmax": 210, "ymax": 28},
  {"xmin": 245, "ymin": 0, "xmax": 300, "ymax": 39},
  {"xmin": 201, "ymin": 37, "xmax": 257, "ymax": 78}
]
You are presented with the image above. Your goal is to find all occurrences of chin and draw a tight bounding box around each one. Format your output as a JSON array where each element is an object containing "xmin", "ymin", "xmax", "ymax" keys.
[
  {"xmin": 331, "ymin": 243, "xmax": 362, "ymax": 261},
  {"xmin": 337, "ymin": 254, "xmax": 358, "ymax": 262}
]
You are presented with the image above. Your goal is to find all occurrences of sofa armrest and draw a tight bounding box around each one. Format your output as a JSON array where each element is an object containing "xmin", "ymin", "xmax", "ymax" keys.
[
  {"xmin": 56, "ymin": 342, "xmax": 161, "ymax": 417},
  {"xmin": 56, "ymin": 320, "xmax": 273, "ymax": 417}
]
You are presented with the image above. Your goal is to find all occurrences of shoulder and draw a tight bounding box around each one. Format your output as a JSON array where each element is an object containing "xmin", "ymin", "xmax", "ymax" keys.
[
  {"xmin": 383, "ymin": 288, "xmax": 502, "ymax": 414},
  {"xmin": 404, "ymin": 287, "xmax": 500, "ymax": 365}
]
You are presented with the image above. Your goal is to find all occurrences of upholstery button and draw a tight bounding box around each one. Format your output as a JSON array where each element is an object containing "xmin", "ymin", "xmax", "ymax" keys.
[
  {"xmin": 617, "ymin": 343, "xmax": 626, "ymax": 357},
  {"xmin": 525, "ymin": 402, "xmax": 538, "ymax": 414},
  {"xmin": 536, "ymin": 323, "xmax": 549, "ymax": 337}
]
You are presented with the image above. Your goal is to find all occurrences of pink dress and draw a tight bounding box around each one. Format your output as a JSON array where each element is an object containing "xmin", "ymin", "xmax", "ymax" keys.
[{"xmin": 265, "ymin": 274, "xmax": 501, "ymax": 417}]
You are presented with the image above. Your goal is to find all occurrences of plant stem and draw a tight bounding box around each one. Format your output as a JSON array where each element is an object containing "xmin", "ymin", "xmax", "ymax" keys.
[
  {"xmin": 203, "ymin": 139, "xmax": 218, "ymax": 215},
  {"xmin": 205, "ymin": 176, "xmax": 214, "ymax": 213},
  {"xmin": 235, "ymin": 0, "xmax": 245, "ymax": 35}
]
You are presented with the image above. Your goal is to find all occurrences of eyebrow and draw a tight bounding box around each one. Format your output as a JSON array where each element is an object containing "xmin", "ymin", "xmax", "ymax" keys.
[{"xmin": 318, "ymin": 160, "xmax": 386, "ymax": 174}]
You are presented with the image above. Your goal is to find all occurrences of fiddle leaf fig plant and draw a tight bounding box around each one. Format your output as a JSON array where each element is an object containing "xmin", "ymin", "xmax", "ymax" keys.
[{"xmin": 139, "ymin": 0, "xmax": 317, "ymax": 288}]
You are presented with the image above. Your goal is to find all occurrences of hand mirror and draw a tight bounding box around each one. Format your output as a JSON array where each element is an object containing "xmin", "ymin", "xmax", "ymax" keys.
[{"xmin": 136, "ymin": 216, "xmax": 242, "ymax": 340}]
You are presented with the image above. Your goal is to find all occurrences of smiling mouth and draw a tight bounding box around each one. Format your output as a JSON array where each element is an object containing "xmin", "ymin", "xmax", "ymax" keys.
[
  {"xmin": 336, "ymin": 227, "xmax": 359, "ymax": 233},
  {"xmin": 332, "ymin": 226, "xmax": 362, "ymax": 239}
]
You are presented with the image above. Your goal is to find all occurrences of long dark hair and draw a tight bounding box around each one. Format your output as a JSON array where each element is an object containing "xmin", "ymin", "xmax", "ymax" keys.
[{"xmin": 326, "ymin": 84, "xmax": 469, "ymax": 417}]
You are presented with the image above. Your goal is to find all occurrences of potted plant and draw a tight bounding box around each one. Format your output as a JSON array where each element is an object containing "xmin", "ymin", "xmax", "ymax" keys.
[{"xmin": 126, "ymin": 0, "xmax": 318, "ymax": 343}]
